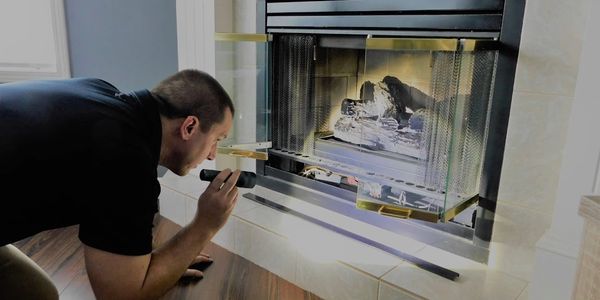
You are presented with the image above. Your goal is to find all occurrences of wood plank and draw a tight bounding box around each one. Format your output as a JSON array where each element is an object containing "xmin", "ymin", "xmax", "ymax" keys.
[{"xmin": 14, "ymin": 215, "xmax": 321, "ymax": 300}]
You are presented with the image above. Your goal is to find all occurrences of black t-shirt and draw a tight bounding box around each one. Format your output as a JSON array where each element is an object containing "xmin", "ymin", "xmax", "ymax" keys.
[{"xmin": 0, "ymin": 78, "xmax": 162, "ymax": 255}]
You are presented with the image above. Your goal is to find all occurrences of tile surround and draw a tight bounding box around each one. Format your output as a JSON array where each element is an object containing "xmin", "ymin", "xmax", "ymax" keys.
[
  {"xmin": 516, "ymin": 284, "xmax": 529, "ymax": 300},
  {"xmin": 295, "ymin": 253, "xmax": 380, "ymax": 300},
  {"xmin": 378, "ymin": 282, "xmax": 424, "ymax": 300},
  {"xmin": 513, "ymin": 0, "xmax": 588, "ymax": 96},
  {"xmin": 489, "ymin": 202, "xmax": 553, "ymax": 281},
  {"xmin": 184, "ymin": 191, "xmax": 259, "ymax": 224},
  {"xmin": 158, "ymin": 178, "xmax": 530, "ymax": 299},
  {"xmin": 250, "ymin": 186, "xmax": 428, "ymax": 255},
  {"xmin": 157, "ymin": 186, "xmax": 187, "ymax": 226},
  {"xmin": 493, "ymin": 0, "xmax": 589, "ymax": 292},
  {"xmin": 381, "ymin": 246, "xmax": 527, "ymax": 300},
  {"xmin": 158, "ymin": 171, "xmax": 205, "ymax": 199},
  {"xmin": 236, "ymin": 199, "xmax": 403, "ymax": 278},
  {"xmin": 498, "ymin": 92, "xmax": 573, "ymax": 214},
  {"xmin": 209, "ymin": 214, "xmax": 237, "ymax": 252},
  {"xmin": 233, "ymin": 218, "xmax": 298, "ymax": 282}
]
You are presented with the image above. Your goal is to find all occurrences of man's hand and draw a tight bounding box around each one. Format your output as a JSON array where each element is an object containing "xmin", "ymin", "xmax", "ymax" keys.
[
  {"xmin": 84, "ymin": 169, "xmax": 241, "ymax": 300},
  {"xmin": 193, "ymin": 168, "xmax": 241, "ymax": 232},
  {"xmin": 182, "ymin": 253, "xmax": 213, "ymax": 279}
]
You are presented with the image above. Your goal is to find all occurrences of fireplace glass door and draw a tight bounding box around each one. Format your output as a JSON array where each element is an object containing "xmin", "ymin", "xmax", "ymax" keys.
[{"xmin": 269, "ymin": 35, "xmax": 498, "ymax": 222}]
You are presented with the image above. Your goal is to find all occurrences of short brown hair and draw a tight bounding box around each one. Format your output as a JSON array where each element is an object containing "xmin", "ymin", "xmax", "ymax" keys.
[{"xmin": 151, "ymin": 69, "xmax": 234, "ymax": 132}]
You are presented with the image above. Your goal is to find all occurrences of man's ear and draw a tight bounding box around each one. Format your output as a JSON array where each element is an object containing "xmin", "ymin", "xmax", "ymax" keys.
[{"xmin": 179, "ymin": 116, "xmax": 200, "ymax": 141}]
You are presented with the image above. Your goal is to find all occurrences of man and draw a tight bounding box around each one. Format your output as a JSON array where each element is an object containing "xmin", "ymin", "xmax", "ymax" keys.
[{"xmin": 0, "ymin": 69, "xmax": 241, "ymax": 299}]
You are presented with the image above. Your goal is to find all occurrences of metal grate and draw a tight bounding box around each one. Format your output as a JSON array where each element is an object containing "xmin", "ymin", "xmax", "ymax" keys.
[{"xmin": 273, "ymin": 35, "xmax": 316, "ymax": 155}]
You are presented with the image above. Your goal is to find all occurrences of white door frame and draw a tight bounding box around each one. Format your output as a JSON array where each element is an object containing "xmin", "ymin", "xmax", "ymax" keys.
[{"xmin": 176, "ymin": 0, "xmax": 215, "ymax": 75}]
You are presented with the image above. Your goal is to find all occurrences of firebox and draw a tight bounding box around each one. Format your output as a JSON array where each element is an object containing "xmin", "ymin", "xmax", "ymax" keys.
[{"xmin": 214, "ymin": 0, "xmax": 524, "ymax": 263}]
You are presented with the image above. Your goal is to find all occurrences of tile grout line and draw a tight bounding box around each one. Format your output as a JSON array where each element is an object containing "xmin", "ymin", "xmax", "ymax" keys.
[{"xmin": 514, "ymin": 283, "xmax": 528, "ymax": 300}]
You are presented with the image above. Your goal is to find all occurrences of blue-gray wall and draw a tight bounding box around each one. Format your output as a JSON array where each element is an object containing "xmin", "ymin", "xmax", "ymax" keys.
[{"xmin": 64, "ymin": 0, "xmax": 178, "ymax": 91}]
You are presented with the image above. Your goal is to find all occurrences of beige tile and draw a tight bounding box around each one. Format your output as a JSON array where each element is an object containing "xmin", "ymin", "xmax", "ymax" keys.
[
  {"xmin": 488, "ymin": 202, "xmax": 552, "ymax": 281},
  {"xmin": 251, "ymin": 186, "xmax": 427, "ymax": 255},
  {"xmin": 291, "ymin": 222, "xmax": 402, "ymax": 278},
  {"xmin": 236, "ymin": 197, "xmax": 403, "ymax": 278},
  {"xmin": 232, "ymin": 219, "xmax": 297, "ymax": 282},
  {"xmin": 513, "ymin": 0, "xmax": 588, "ymax": 96},
  {"xmin": 158, "ymin": 186, "xmax": 189, "ymax": 226},
  {"xmin": 183, "ymin": 187, "xmax": 257, "ymax": 225},
  {"xmin": 295, "ymin": 255, "xmax": 379, "ymax": 300},
  {"xmin": 334, "ymin": 238, "xmax": 403, "ymax": 279},
  {"xmin": 517, "ymin": 284, "xmax": 529, "ymax": 300},
  {"xmin": 231, "ymin": 195, "xmax": 260, "ymax": 216},
  {"xmin": 379, "ymin": 282, "xmax": 425, "ymax": 300},
  {"xmin": 158, "ymin": 171, "xmax": 208, "ymax": 199},
  {"xmin": 235, "ymin": 198, "xmax": 318, "ymax": 238},
  {"xmin": 184, "ymin": 197, "xmax": 196, "ymax": 224},
  {"xmin": 382, "ymin": 246, "xmax": 527, "ymax": 300},
  {"xmin": 209, "ymin": 215, "xmax": 238, "ymax": 252},
  {"xmin": 498, "ymin": 92, "xmax": 573, "ymax": 213}
]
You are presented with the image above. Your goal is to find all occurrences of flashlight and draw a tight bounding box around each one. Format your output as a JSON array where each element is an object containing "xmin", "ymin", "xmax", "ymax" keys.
[{"xmin": 199, "ymin": 169, "xmax": 257, "ymax": 188}]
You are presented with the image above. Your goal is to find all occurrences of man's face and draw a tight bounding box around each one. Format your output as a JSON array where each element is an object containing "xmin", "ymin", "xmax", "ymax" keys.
[{"xmin": 171, "ymin": 109, "xmax": 233, "ymax": 176}]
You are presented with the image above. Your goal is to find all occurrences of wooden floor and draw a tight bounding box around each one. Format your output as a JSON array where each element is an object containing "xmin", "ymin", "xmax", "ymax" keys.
[{"xmin": 14, "ymin": 215, "xmax": 321, "ymax": 300}]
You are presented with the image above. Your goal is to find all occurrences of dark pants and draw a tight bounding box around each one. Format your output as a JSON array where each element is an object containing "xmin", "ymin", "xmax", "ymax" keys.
[{"xmin": 0, "ymin": 244, "xmax": 59, "ymax": 300}]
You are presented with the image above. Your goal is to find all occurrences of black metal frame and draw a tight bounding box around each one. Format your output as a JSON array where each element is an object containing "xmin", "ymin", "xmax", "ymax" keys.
[
  {"xmin": 474, "ymin": 0, "xmax": 526, "ymax": 244},
  {"xmin": 256, "ymin": 0, "xmax": 526, "ymax": 257},
  {"xmin": 267, "ymin": 0, "xmax": 503, "ymax": 13},
  {"xmin": 266, "ymin": 0, "xmax": 504, "ymax": 38}
]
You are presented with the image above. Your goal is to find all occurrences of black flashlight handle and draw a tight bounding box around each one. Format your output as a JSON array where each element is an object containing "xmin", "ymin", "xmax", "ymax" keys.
[{"xmin": 199, "ymin": 169, "xmax": 257, "ymax": 188}]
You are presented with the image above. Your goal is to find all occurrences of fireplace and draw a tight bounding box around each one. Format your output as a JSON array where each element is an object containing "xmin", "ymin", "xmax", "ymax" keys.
[
  {"xmin": 215, "ymin": 0, "xmax": 524, "ymax": 263},
  {"xmin": 268, "ymin": 34, "xmax": 497, "ymax": 224}
]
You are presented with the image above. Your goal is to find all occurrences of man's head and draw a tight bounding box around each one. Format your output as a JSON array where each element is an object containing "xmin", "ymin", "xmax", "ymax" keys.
[{"xmin": 152, "ymin": 69, "xmax": 234, "ymax": 176}]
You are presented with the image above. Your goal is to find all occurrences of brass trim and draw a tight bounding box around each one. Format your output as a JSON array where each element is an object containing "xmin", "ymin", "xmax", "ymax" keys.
[
  {"xmin": 356, "ymin": 199, "xmax": 439, "ymax": 223},
  {"xmin": 461, "ymin": 39, "xmax": 477, "ymax": 51},
  {"xmin": 378, "ymin": 205, "xmax": 412, "ymax": 219},
  {"xmin": 215, "ymin": 33, "xmax": 271, "ymax": 42},
  {"xmin": 221, "ymin": 141, "xmax": 272, "ymax": 150},
  {"xmin": 366, "ymin": 38, "xmax": 458, "ymax": 51},
  {"xmin": 217, "ymin": 147, "xmax": 268, "ymax": 160},
  {"xmin": 441, "ymin": 195, "xmax": 479, "ymax": 223},
  {"xmin": 366, "ymin": 38, "xmax": 493, "ymax": 52}
]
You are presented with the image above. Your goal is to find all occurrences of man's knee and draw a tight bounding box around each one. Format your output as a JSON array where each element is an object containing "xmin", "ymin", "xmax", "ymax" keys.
[{"xmin": 0, "ymin": 245, "xmax": 59, "ymax": 300}]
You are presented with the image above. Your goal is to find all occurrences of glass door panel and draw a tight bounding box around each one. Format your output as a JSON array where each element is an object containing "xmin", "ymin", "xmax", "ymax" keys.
[
  {"xmin": 215, "ymin": 33, "xmax": 271, "ymax": 161},
  {"xmin": 354, "ymin": 37, "xmax": 495, "ymax": 222}
]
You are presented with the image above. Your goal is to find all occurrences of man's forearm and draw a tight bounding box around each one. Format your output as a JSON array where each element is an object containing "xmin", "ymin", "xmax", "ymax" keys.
[{"xmin": 139, "ymin": 219, "xmax": 217, "ymax": 298}]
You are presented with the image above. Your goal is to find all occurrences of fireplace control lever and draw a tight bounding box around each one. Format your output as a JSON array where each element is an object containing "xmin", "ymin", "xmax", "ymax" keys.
[{"xmin": 199, "ymin": 169, "xmax": 257, "ymax": 188}]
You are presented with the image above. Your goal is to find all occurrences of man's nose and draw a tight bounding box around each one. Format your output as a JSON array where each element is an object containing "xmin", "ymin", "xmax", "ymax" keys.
[{"xmin": 207, "ymin": 145, "xmax": 217, "ymax": 160}]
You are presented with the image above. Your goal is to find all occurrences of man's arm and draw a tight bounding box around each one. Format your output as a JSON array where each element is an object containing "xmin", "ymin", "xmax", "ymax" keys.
[{"xmin": 84, "ymin": 169, "xmax": 241, "ymax": 300}]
